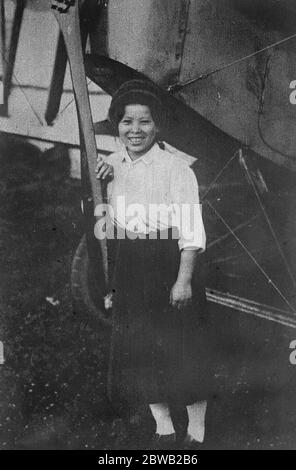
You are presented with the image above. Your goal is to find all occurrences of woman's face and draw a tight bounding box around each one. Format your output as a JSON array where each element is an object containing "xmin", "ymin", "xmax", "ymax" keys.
[{"xmin": 118, "ymin": 104, "xmax": 158, "ymax": 159}]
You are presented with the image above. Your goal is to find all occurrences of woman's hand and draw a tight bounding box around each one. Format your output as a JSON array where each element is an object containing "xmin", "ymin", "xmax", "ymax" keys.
[
  {"xmin": 170, "ymin": 278, "xmax": 192, "ymax": 310},
  {"xmin": 95, "ymin": 158, "xmax": 114, "ymax": 180},
  {"xmin": 170, "ymin": 249, "xmax": 197, "ymax": 310}
]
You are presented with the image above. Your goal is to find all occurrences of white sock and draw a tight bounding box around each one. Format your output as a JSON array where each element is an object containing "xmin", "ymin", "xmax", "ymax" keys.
[
  {"xmin": 186, "ymin": 400, "xmax": 207, "ymax": 442},
  {"xmin": 149, "ymin": 403, "xmax": 175, "ymax": 436}
]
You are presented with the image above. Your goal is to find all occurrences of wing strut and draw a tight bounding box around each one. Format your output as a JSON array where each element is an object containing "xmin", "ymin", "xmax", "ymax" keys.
[
  {"xmin": 51, "ymin": 1, "xmax": 109, "ymax": 298},
  {"xmin": 0, "ymin": 0, "xmax": 26, "ymax": 116}
]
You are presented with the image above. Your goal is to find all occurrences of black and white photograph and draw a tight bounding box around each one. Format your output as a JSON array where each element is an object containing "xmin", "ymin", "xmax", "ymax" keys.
[{"xmin": 0, "ymin": 0, "xmax": 295, "ymax": 453}]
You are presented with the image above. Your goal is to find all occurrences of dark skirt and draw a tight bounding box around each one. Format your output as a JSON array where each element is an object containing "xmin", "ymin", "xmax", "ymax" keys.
[{"xmin": 107, "ymin": 229, "xmax": 214, "ymax": 409}]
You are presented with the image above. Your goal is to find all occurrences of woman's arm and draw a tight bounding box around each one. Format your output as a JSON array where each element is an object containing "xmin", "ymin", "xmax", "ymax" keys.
[
  {"xmin": 169, "ymin": 160, "xmax": 206, "ymax": 310},
  {"xmin": 170, "ymin": 249, "xmax": 198, "ymax": 310}
]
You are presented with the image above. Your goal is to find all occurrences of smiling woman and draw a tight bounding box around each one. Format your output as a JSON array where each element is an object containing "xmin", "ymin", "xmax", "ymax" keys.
[
  {"xmin": 95, "ymin": 79, "xmax": 213, "ymax": 450},
  {"xmin": 118, "ymin": 104, "xmax": 158, "ymax": 160}
]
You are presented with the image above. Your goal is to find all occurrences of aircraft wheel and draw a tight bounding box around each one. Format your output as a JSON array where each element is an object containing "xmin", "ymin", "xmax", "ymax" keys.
[{"xmin": 71, "ymin": 234, "xmax": 112, "ymax": 327}]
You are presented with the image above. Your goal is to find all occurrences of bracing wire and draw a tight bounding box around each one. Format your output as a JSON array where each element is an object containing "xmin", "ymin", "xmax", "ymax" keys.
[
  {"xmin": 168, "ymin": 32, "xmax": 296, "ymax": 93},
  {"xmin": 0, "ymin": 45, "xmax": 44, "ymax": 126},
  {"xmin": 206, "ymin": 199, "xmax": 296, "ymax": 314},
  {"xmin": 203, "ymin": 148, "xmax": 296, "ymax": 313},
  {"xmin": 239, "ymin": 149, "xmax": 296, "ymax": 289},
  {"xmin": 54, "ymin": 78, "xmax": 92, "ymax": 122},
  {"xmin": 201, "ymin": 150, "xmax": 239, "ymax": 201}
]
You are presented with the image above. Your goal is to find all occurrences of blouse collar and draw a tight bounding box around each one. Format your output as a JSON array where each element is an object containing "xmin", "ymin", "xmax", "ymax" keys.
[{"xmin": 120, "ymin": 142, "xmax": 160, "ymax": 165}]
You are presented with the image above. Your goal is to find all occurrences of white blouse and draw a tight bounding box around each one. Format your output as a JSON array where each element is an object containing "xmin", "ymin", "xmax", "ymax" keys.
[{"xmin": 105, "ymin": 142, "xmax": 206, "ymax": 251}]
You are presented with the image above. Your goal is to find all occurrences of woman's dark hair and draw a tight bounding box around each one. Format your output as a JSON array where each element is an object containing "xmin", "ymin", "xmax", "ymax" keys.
[{"xmin": 108, "ymin": 79, "xmax": 168, "ymax": 134}]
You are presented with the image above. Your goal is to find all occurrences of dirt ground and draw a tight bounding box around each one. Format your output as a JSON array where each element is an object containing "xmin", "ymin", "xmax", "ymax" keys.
[{"xmin": 0, "ymin": 135, "xmax": 295, "ymax": 450}]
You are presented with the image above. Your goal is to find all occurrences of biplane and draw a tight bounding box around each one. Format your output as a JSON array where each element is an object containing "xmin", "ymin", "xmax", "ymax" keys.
[{"xmin": 0, "ymin": 0, "xmax": 295, "ymax": 330}]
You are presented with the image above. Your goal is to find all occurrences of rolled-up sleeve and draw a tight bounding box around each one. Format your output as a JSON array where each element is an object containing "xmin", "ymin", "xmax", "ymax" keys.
[{"xmin": 170, "ymin": 161, "xmax": 206, "ymax": 251}]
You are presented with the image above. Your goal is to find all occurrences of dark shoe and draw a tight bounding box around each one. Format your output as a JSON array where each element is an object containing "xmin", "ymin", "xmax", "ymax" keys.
[
  {"xmin": 183, "ymin": 434, "xmax": 204, "ymax": 450},
  {"xmin": 150, "ymin": 432, "xmax": 177, "ymax": 450}
]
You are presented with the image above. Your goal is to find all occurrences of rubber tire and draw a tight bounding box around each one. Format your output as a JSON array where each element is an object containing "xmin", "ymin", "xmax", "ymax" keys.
[{"xmin": 71, "ymin": 234, "xmax": 112, "ymax": 327}]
